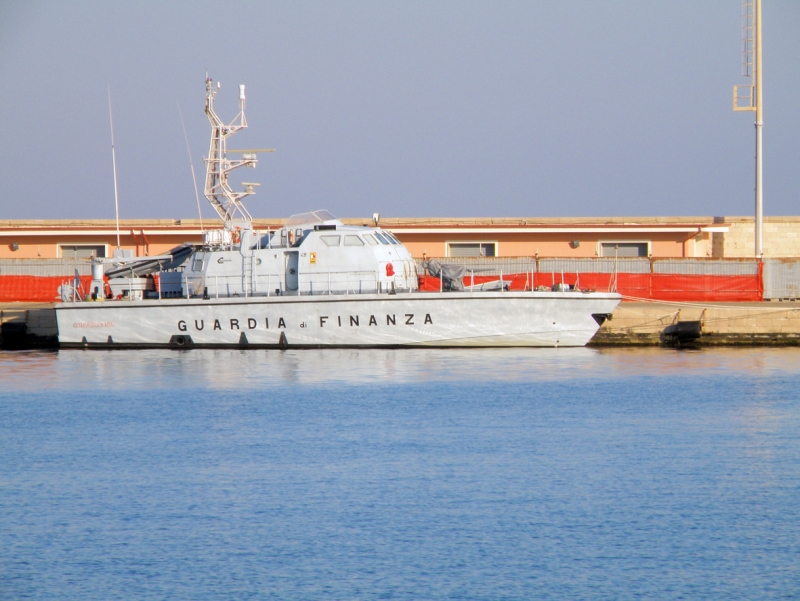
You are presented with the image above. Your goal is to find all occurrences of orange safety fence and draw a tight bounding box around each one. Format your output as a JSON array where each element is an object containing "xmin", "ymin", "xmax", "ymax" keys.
[
  {"xmin": 1, "ymin": 271, "xmax": 764, "ymax": 303},
  {"xmin": 0, "ymin": 275, "xmax": 94, "ymax": 303},
  {"xmin": 418, "ymin": 271, "xmax": 763, "ymax": 302},
  {"xmin": 632, "ymin": 273, "xmax": 762, "ymax": 302},
  {"xmin": 532, "ymin": 272, "xmax": 762, "ymax": 301}
]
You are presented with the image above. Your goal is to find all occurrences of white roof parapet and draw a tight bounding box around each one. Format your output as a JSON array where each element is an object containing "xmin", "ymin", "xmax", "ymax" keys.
[
  {"xmin": 3, "ymin": 226, "xmax": 729, "ymax": 236},
  {"xmin": 388, "ymin": 226, "xmax": 729, "ymax": 234},
  {"xmin": 1, "ymin": 230, "xmax": 207, "ymax": 237}
]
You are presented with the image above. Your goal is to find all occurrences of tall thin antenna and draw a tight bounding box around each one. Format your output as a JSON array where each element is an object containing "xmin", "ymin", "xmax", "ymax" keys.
[
  {"xmin": 733, "ymin": 0, "xmax": 763, "ymax": 258},
  {"xmin": 108, "ymin": 87, "xmax": 121, "ymax": 250},
  {"xmin": 177, "ymin": 101, "xmax": 204, "ymax": 232}
]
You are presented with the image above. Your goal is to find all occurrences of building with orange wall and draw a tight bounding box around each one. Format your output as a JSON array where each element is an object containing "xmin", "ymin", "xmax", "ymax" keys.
[{"xmin": 3, "ymin": 215, "xmax": 785, "ymax": 262}]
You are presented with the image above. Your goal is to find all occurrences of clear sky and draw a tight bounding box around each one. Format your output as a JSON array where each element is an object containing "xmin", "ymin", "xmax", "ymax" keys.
[{"xmin": 1, "ymin": 1, "xmax": 798, "ymax": 221}]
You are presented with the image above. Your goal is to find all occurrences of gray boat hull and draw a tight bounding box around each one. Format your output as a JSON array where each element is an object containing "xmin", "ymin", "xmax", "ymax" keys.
[{"xmin": 55, "ymin": 291, "xmax": 621, "ymax": 349}]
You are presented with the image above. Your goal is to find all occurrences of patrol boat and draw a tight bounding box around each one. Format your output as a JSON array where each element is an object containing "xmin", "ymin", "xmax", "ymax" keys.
[{"xmin": 55, "ymin": 77, "xmax": 620, "ymax": 349}]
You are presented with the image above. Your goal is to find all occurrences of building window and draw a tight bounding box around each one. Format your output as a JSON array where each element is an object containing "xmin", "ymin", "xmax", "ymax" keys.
[
  {"xmin": 447, "ymin": 242, "xmax": 497, "ymax": 257},
  {"xmin": 600, "ymin": 242, "xmax": 649, "ymax": 258},
  {"xmin": 59, "ymin": 245, "xmax": 106, "ymax": 259}
]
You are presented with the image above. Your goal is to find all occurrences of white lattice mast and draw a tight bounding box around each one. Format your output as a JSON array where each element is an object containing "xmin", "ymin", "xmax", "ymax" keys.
[
  {"xmin": 204, "ymin": 76, "xmax": 272, "ymax": 228},
  {"xmin": 732, "ymin": 0, "xmax": 763, "ymax": 258}
]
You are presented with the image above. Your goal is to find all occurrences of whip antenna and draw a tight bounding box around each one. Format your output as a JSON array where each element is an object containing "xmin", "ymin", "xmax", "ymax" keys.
[
  {"xmin": 108, "ymin": 87, "xmax": 121, "ymax": 249},
  {"xmin": 177, "ymin": 101, "xmax": 204, "ymax": 232}
]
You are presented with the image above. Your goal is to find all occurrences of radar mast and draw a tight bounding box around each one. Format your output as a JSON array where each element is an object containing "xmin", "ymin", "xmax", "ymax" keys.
[{"xmin": 203, "ymin": 76, "xmax": 273, "ymax": 229}]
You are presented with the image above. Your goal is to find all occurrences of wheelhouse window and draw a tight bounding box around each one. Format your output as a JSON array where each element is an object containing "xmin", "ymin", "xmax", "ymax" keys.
[
  {"xmin": 320, "ymin": 235, "xmax": 341, "ymax": 246},
  {"xmin": 447, "ymin": 242, "xmax": 496, "ymax": 258},
  {"xmin": 59, "ymin": 245, "xmax": 106, "ymax": 259},
  {"xmin": 374, "ymin": 232, "xmax": 391, "ymax": 245},
  {"xmin": 600, "ymin": 242, "xmax": 649, "ymax": 257},
  {"xmin": 344, "ymin": 235, "xmax": 365, "ymax": 246},
  {"xmin": 363, "ymin": 234, "xmax": 378, "ymax": 245}
]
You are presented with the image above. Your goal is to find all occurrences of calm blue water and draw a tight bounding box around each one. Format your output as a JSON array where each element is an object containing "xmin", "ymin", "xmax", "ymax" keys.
[{"xmin": 1, "ymin": 347, "xmax": 799, "ymax": 600}]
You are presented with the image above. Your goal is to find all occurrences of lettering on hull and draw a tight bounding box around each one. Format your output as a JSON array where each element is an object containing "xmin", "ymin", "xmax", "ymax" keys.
[
  {"xmin": 73, "ymin": 321, "xmax": 114, "ymax": 328},
  {"xmin": 178, "ymin": 314, "xmax": 434, "ymax": 332}
]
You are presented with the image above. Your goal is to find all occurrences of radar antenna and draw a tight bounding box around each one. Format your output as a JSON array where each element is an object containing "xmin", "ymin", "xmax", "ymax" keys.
[{"xmin": 203, "ymin": 76, "xmax": 274, "ymax": 228}]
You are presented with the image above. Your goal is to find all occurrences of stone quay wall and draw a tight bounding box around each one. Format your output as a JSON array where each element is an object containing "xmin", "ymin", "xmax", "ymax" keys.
[{"xmin": 593, "ymin": 301, "xmax": 800, "ymax": 346}]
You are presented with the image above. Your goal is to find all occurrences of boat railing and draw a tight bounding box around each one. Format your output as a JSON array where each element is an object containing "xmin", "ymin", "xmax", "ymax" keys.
[
  {"xmin": 184, "ymin": 273, "xmax": 284, "ymax": 298},
  {"xmin": 181, "ymin": 270, "xmax": 405, "ymax": 298},
  {"xmin": 304, "ymin": 270, "xmax": 380, "ymax": 296}
]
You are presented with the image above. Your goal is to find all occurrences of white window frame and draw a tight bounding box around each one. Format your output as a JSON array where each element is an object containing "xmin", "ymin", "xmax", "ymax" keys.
[
  {"xmin": 445, "ymin": 241, "xmax": 498, "ymax": 258},
  {"xmin": 598, "ymin": 240, "xmax": 651, "ymax": 258},
  {"xmin": 344, "ymin": 235, "xmax": 365, "ymax": 246},
  {"xmin": 320, "ymin": 235, "xmax": 341, "ymax": 247}
]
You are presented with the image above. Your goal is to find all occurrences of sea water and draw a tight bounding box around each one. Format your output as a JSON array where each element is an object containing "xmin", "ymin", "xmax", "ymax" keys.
[{"xmin": 1, "ymin": 347, "xmax": 799, "ymax": 600}]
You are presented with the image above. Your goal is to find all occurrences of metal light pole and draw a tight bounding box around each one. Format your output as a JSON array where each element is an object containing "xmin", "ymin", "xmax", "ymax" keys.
[{"xmin": 733, "ymin": 0, "xmax": 763, "ymax": 258}]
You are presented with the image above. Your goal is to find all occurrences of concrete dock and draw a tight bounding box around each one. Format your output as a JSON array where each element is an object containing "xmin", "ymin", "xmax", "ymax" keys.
[
  {"xmin": 592, "ymin": 300, "xmax": 800, "ymax": 346},
  {"xmin": 0, "ymin": 303, "xmax": 58, "ymax": 348},
  {"xmin": 4, "ymin": 301, "xmax": 800, "ymax": 348}
]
